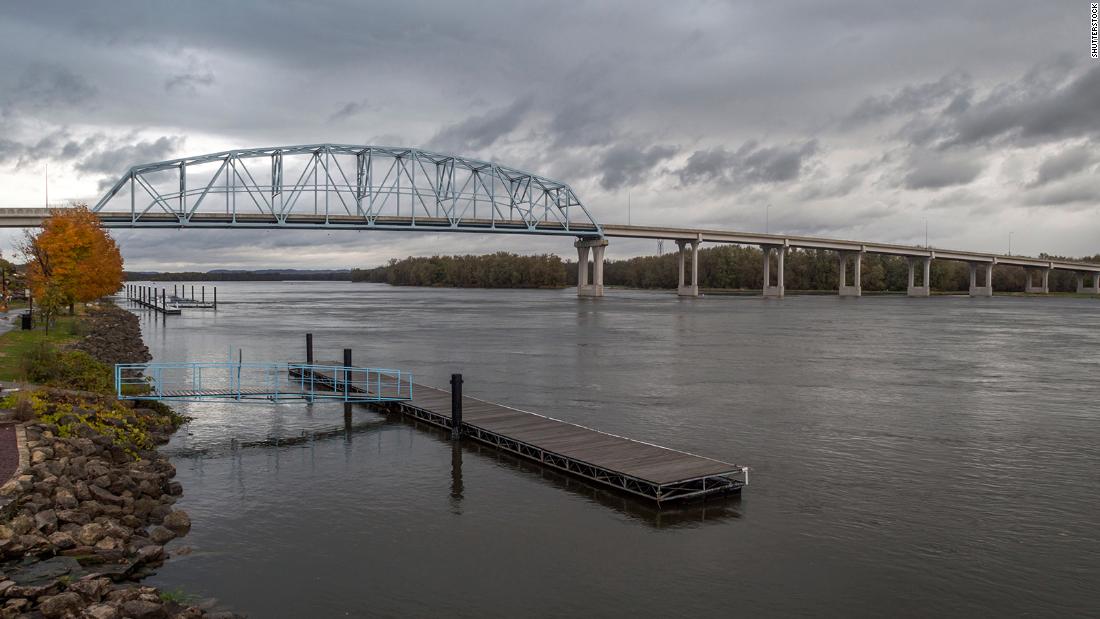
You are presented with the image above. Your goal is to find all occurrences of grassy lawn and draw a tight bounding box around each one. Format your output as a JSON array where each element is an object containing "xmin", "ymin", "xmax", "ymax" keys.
[{"xmin": 0, "ymin": 314, "xmax": 82, "ymax": 382}]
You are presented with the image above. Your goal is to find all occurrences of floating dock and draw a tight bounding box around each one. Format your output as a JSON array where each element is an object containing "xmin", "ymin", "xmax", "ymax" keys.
[
  {"xmin": 294, "ymin": 362, "xmax": 748, "ymax": 503},
  {"xmin": 123, "ymin": 284, "xmax": 216, "ymax": 314}
]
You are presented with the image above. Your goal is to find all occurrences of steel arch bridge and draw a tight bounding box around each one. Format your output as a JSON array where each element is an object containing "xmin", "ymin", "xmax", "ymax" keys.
[{"xmin": 92, "ymin": 144, "xmax": 602, "ymax": 237}]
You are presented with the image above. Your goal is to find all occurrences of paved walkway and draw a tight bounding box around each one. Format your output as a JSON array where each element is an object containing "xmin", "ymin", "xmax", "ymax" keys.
[{"xmin": 0, "ymin": 424, "xmax": 18, "ymax": 485}]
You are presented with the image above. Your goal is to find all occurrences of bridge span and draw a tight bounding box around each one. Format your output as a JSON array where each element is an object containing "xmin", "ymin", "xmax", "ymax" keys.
[{"xmin": 0, "ymin": 142, "xmax": 1096, "ymax": 298}]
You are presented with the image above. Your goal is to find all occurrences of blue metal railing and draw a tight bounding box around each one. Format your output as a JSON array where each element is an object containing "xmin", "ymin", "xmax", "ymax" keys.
[{"xmin": 115, "ymin": 361, "xmax": 413, "ymax": 403}]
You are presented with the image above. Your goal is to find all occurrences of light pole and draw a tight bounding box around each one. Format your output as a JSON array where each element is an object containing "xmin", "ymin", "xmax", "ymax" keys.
[
  {"xmin": 1008, "ymin": 231, "xmax": 1013, "ymax": 255},
  {"xmin": 765, "ymin": 203, "xmax": 770, "ymax": 234}
]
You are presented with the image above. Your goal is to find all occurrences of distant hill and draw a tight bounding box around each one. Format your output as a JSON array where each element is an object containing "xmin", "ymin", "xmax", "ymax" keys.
[{"xmin": 125, "ymin": 269, "xmax": 352, "ymax": 282}]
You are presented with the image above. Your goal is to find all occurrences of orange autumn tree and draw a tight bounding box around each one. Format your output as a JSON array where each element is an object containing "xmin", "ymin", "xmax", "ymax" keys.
[{"xmin": 23, "ymin": 203, "xmax": 124, "ymax": 321}]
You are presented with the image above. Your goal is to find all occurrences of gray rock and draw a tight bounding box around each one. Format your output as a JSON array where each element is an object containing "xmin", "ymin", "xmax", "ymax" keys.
[
  {"xmin": 38, "ymin": 591, "xmax": 83, "ymax": 618},
  {"xmin": 162, "ymin": 510, "xmax": 191, "ymax": 535},
  {"xmin": 148, "ymin": 526, "xmax": 175, "ymax": 545},
  {"xmin": 35, "ymin": 509, "xmax": 59, "ymax": 533},
  {"xmin": 121, "ymin": 599, "xmax": 168, "ymax": 619},
  {"xmin": 54, "ymin": 488, "xmax": 78, "ymax": 510},
  {"xmin": 77, "ymin": 522, "xmax": 107, "ymax": 546},
  {"xmin": 68, "ymin": 576, "xmax": 111, "ymax": 602},
  {"xmin": 134, "ymin": 545, "xmax": 164, "ymax": 565},
  {"xmin": 46, "ymin": 531, "xmax": 77, "ymax": 550},
  {"xmin": 83, "ymin": 603, "xmax": 120, "ymax": 619},
  {"xmin": 10, "ymin": 514, "xmax": 35, "ymax": 535},
  {"xmin": 89, "ymin": 486, "xmax": 124, "ymax": 506},
  {"xmin": 57, "ymin": 509, "xmax": 90, "ymax": 526}
]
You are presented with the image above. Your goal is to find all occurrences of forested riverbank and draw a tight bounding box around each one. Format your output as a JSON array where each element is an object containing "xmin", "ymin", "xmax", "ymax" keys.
[{"xmin": 354, "ymin": 248, "xmax": 1100, "ymax": 292}]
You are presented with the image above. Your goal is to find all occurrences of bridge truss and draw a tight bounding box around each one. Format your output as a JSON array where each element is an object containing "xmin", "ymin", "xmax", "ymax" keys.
[{"xmin": 92, "ymin": 144, "xmax": 601, "ymax": 236}]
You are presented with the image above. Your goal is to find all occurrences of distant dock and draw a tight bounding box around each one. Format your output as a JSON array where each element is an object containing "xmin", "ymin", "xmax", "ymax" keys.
[{"xmin": 124, "ymin": 284, "xmax": 216, "ymax": 314}]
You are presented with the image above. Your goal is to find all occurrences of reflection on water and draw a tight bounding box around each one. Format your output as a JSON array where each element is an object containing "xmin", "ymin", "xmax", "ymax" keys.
[{"xmin": 133, "ymin": 282, "xmax": 1100, "ymax": 618}]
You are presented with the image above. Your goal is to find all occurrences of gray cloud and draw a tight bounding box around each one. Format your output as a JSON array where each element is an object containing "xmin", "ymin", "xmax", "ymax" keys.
[
  {"xmin": 4, "ymin": 64, "xmax": 97, "ymax": 115},
  {"xmin": 328, "ymin": 99, "xmax": 371, "ymax": 123},
  {"xmin": 678, "ymin": 140, "xmax": 819, "ymax": 187},
  {"xmin": 429, "ymin": 97, "xmax": 533, "ymax": 152},
  {"xmin": 1031, "ymin": 144, "xmax": 1094, "ymax": 186},
  {"xmin": 844, "ymin": 72, "xmax": 970, "ymax": 127},
  {"xmin": 75, "ymin": 136, "xmax": 185, "ymax": 176},
  {"xmin": 941, "ymin": 65, "xmax": 1100, "ymax": 147},
  {"xmin": 902, "ymin": 151, "xmax": 983, "ymax": 190},
  {"xmin": 598, "ymin": 143, "xmax": 678, "ymax": 190},
  {"xmin": 165, "ymin": 71, "xmax": 215, "ymax": 95}
]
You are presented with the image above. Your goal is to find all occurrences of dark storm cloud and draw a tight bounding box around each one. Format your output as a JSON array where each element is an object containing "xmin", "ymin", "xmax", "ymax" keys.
[
  {"xmin": 428, "ymin": 97, "xmax": 533, "ymax": 152},
  {"xmin": 843, "ymin": 73, "xmax": 971, "ymax": 127},
  {"xmin": 165, "ymin": 71, "xmax": 215, "ymax": 95},
  {"xmin": 328, "ymin": 99, "xmax": 371, "ymax": 123},
  {"xmin": 1031, "ymin": 144, "xmax": 1094, "ymax": 186},
  {"xmin": 678, "ymin": 140, "xmax": 819, "ymax": 187},
  {"xmin": 598, "ymin": 143, "xmax": 678, "ymax": 190},
  {"xmin": 901, "ymin": 151, "xmax": 983, "ymax": 190},
  {"xmin": 3, "ymin": 64, "xmax": 97, "ymax": 115},
  {"xmin": 75, "ymin": 136, "xmax": 185, "ymax": 176},
  {"xmin": 548, "ymin": 102, "xmax": 617, "ymax": 150},
  {"xmin": 939, "ymin": 64, "xmax": 1100, "ymax": 147}
]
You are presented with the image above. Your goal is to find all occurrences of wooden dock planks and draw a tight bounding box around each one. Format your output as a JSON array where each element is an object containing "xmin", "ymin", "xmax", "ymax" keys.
[
  {"xmin": 298, "ymin": 363, "xmax": 747, "ymax": 502},
  {"xmin": 404, "ymin": 383, "xmax": 743, "ymax": 490}
]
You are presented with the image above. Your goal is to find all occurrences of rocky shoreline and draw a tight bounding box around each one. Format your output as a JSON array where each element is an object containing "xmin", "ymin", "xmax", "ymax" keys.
[{"xmin": 0, "ymin": 304, "xmax": 238, "ymax": 618}]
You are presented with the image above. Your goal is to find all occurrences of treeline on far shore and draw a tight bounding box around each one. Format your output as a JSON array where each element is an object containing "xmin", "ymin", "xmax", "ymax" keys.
[
  {"xmin": 352, "ymin": 253, "xmax": 568, "ymax": 288},
  {"xmin": 354, "ymin": 247, "xmax": 1100, "ymax": 292},
  {"xmin": 126, "ymin": 269, "xmax": 352, "ymax": 281}
]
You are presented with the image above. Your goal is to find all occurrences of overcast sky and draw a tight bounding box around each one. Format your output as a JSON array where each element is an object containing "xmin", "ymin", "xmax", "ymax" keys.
[{"xmin": 0, "ymin": 1, "xmax": 1096, "ymax": 270}]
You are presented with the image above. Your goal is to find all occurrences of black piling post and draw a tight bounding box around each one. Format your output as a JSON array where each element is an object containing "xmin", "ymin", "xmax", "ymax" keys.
[
  {"xmin": 161, "ymin": 289, "xmax": 166, "ymax": 311},
  {"xmin": 191, "ymin": 285, "xmax": 194, "ymax": 301},
  {"xmin": 174, "ymin": 284, "xmax": 177, "ymax": 298},
  {"xmin": 343, "ymin": 348, "xmax": 353, "ymax": 428},
  {"xmin": 306, "ymin": 333, "xmax": 314, "ymax": 364},
  {"xmin": 213, "ymin": 286, "xmax": 217, "ymax": 310},
  {"xmin": 202, "ymin": 286, "xmax": 205, "ymax": 303},
  {"xmin": 450, "ymin": 373, "xmax": 463, "ymax": 440}
]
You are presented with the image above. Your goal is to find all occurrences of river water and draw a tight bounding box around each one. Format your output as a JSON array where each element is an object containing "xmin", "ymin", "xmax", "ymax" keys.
[{"xmin": 129, "ymin": 281, "xmax": 1099, "ymax": 617}]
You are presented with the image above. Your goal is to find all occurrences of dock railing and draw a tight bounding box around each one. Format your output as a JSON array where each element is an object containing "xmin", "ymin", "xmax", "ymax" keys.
[{"xmin": 115, "ymin": 361, "xmax": 412, "ymax": 403}]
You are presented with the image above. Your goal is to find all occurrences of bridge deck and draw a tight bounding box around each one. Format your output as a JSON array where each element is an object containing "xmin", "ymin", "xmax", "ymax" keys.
[{"xmin": 299, "ymin": 364, "xmax": 746, "ymax": 502}]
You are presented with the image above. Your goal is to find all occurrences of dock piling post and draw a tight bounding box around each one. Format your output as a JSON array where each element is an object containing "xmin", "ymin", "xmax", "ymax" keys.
[
  {"xmin": 191, "ymin": 285, "xmax": 194, "ymax": 301},
  {"xmin": 450, "ymin": 373, "xmax": 463, "ymax": 440},
  {"xmin": 306, "ymin": 333, "xmax": 314, "ymax": 364},
  {"xmin": 343, "ymin": 348, "xmax": 352, "ymax": 426},
  {"xmin": 213, "ymin": 286, "xmax": 217, "ymax": 310},
  {"xmin": 202, "ymin": 286, "xmax": 205, "ymax": 303}
]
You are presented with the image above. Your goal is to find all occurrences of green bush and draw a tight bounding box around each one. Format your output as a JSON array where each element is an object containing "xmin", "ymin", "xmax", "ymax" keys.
[{"xmin": 21, "ymin": 344, "xmax": 113, "ymax": 394}]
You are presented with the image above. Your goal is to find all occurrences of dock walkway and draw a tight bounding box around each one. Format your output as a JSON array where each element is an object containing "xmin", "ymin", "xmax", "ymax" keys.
[{"xmin": 298, "ymin": 364, "xmax": 747, "ymax": 503}]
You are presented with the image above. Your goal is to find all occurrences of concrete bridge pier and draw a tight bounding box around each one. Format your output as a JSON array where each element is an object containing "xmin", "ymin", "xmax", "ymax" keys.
[
  {"xmin": 969, "ymin": 262, "xmax": 994, "ymax": 297},
  {"xmin": 575, "ymin": 238, "xmax": 608, "ymax": 297},
  {"xmin": 676, "ymin": 239, "xmax": 700, "ymax": 297},
  {"xmin": 907, "ymin": 257, "xmax": 931, "ymax": 297},
  {"xmin": 1075, "ymin": 272, "xmax": 1100, "ymax": 294},
  {"xmin": 838, "ymin": 251, "xmax": 862, "ymax": 297},
  {"xmin": 762, "ymin": 244, "xmax": 785, "ymax": 298},
  {"xmin": 1025, "ymin": 268, "xmax": 1051, "ymax": 293}
]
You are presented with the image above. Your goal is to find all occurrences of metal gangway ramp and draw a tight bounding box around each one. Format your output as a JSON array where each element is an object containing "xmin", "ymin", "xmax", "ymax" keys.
[{"xmin": 115, "ymin": 361, "xmax": 412, "ymax": 403}]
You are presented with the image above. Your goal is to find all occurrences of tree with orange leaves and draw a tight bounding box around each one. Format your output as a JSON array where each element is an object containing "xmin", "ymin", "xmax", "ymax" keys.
[{"xmin": 21, "ymin": 203, "xmax": 124, "ymax": 325}]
